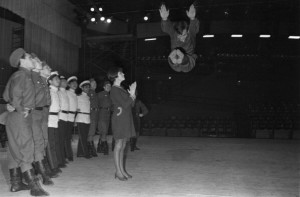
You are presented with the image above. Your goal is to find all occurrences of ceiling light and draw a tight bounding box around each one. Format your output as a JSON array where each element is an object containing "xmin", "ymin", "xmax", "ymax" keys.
[
  {"xmin": 91, "ymin": 17, "xmax": 95, "ymax": 22},
  {"xmin": 203, "ymin": 35, "xmax": 214, "ymax": 38},
  {"xmin": 144, "ymin": 16, "xmax": 148, "ymax": 21},
  {"xmin": 99, "ymin": 7, "xmax": 103, "ymax": 12},
  {"xmin": 288, "ymin": 36, "xmax": 300, "ymax": 39},
  {"xmin": 144, "ymin": 38, "xmax": 157, "ymax": 41},
  {"xmin": 259, "ymin": 34, "xmax": 271, "ymax": 38},
  {"xmin": 231, "ymin": 34, "xmax": 243, "ymax": 38},
  {"xmin": 90, "ymin": 7, "xmax": 95, "ymax": 12},
  {"xmin": 106, "ymin": 18, "xmax": 112, "ymax": 23},
  {"xmin": 100, "ymin": 16, "xmax": 105, "ymax": 21}
]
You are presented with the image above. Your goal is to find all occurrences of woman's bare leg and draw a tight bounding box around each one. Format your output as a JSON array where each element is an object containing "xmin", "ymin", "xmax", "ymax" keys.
[
  {"xmin": 119, "ymin": 139, "xmax": 132, "ymax": 178},
  {"xmin": 114, "ymin": 139, "xmax": 125, "ymax": 178}
]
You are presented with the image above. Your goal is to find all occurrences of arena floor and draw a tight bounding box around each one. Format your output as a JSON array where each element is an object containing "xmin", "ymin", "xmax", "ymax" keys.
[{"xmin": 0, "ymin": 136, "xmax": 299, "ymax": 197}]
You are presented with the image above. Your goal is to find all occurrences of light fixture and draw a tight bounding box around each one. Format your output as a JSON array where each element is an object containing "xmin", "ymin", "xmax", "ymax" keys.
[
  {"xmin": 99, "ymin": 7, "xmax": 103, "ymax": 12},
  {"xmin": 106, "ymin": 18, "xmax": 112, "ymax": 23},
  {"xmin": 100, "ymin": 16, "xmax": 105, "ymax": 21},
  {"xmin": 91, "ymin": 17, "xmax": 96, "ymax": 22},
  {"xmin": 90, "ymin": 7, "xmax": 95, "ymax": 12},
  {"xmin": 288, "ymin": 36, "xmax": 300, "ymax": 39},
  {"xmin": 203, "ymin": 35, "xmax": 214, "ymax": 38},
  {"xmin": 231, "ymin": 34, "xmax": 243, "ymax": 38},
  {"xmin": 259, "ymin": 34, "xmax": 271, "ymax": 38},
  {"xmin": 147, "ymin": 76, "xmax": 150, "ymax": 79},
  {"xmin": 144, "ymin": 38, "xmax": 157, "ymax": 41},
  {"xmin": 144, "ymin": 16, "xmax": 149, "ymax": 21},
  {"xmin": 168, "ymin": 76, "xmax": 172, "ymax": 79}
]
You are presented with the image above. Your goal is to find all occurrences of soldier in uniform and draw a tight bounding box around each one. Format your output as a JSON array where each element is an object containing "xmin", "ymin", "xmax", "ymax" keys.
[
  {"xmin": 30, "ymin": 55, "xmax": 55, "ymax": 185},
  {"xmin": 66, "ymin": 76, "xmax": 78, "ymax": 161},
  {"xmin": 87, "ymin": 78, "xmax": 98, "ymax": 157},
  {"xmin": 3, "ymin": 48, "xmax": 48, "ymax": 196},
  {"xmin": 47, "ymin": 71, "xmax": 64, "ymax": 179},
  {"xmin": 131, "ymin": 92, "xmax": 149, "ymax": 151},
  {"xmin": 39, "ymin": 62, "xmax": 60, "ymax": 177},
  {"xmin": 76, "ymin": 80, "xmax": 92, "ymax": 159},
  {"xmin": 97, "ymin": 81, "xmax": 112, "ymax": 155},
  {"xmin": 58, "ymin": 76, "xmax": 71, "ymax": 162}
]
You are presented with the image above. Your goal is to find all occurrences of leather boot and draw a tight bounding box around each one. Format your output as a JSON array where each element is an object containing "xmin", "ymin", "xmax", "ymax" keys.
[
  {"xmin": 35, "ymin": 161, "xmax": 54, "ymax": 186},
  {"xmin": 90, "ymin": 141, "xmax": 98, "ymax": 157},
  {"xmin": 103, "ymin": 141, "xmax": 109, "ymax": 155},
  {"xmin": 112, "ymin": 138, "xmax": 115, "ymax": 151},
  {"xmin": 130, "ymin": 138, "xmax": 135, "ymax": 152},
  {"xmin": 97, "ymin": 140, "xmax": 104, "ymax": 153},
  {"xmin": 43, "ymin": 159, "xmax": 59, "ymax": 178},
  {"xmin": 9, "ymin": 167, "xmax": 30, "ymax": 192},
  {"xmin": 134, "ymin": 138, "xmax": 140, "ymax": 150},
  {"xmin": 23, "ymin": 168, "xmax": 49, "ymax": 196}
]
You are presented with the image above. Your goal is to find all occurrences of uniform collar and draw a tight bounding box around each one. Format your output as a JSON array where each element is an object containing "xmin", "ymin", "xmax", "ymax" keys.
[
  {"xmin": 81, "ymin": 92, "xmax": 87, "ymax": 96},
  {"xmin": 69, "ymin": 88, "xmax": 75, "ymax": 93},
  {"xmin": 50, "ymin": 85, "xmax": 59, "ymax": 91},
  {"xmin": 19, "ymin": 67, "xmax": 32, "ymax": 73},
  {"xmin": 60, "ymin": 87, "xmax": 66, "ymax": 91}
]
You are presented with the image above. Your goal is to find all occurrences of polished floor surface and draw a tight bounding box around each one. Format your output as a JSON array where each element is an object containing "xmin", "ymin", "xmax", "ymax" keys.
[{"xmin": 0, "ymin": 136, "xmax": 299, "ymax": 197}]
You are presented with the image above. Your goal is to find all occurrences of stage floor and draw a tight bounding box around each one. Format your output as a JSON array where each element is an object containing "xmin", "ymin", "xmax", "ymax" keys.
[{"xmin": 0, "ymin": 136, "xmax": 299, "ymax": 197}]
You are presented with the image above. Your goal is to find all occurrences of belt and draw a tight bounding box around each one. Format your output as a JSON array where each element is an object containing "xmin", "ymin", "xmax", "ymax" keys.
[
  {"xmin": 91, "ymin": 108, "xmax": 99, "ymax": 111},
  {"xmin": 35, "ymin": 106, "xmax": 49, "ymax": 110},
  {"xmin": 68, "ymin": 111, "xmax": 76, "ymax": 114},
  {"xmin": 49, "ymin": 112, "xmax": 59, "ymax": 115},
  {"xmin": 77, "ymin": 112, "xmax": 90, "ymax": 115},
  {"xmin": 61, "ymin": 110, "xmax": 69, "ymax": 114},
  {"xmin": 14, "ymin": 109, "xmax": 32, "ymax": 113},
  {"xmin": 100, "ymin": 107, "xmax": 110, "ymax": 111}
]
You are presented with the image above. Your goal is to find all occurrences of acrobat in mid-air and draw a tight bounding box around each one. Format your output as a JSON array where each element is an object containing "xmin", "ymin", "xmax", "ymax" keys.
[{"xmin": 160, "ymin": 3, "xmax": 199, "ymax": 73}]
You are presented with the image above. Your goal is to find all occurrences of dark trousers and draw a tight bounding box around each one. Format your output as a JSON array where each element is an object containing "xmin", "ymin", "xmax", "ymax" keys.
[
  {"xmin": 77, "ymin": 123, "xmax": 90, "ymax": 157},
  {"xmin": 6, "ymin": 112, "xmax": 34, "ymax": 173},
  {"xmin": 47, "ymin": 127, "xmax": 58, "ymax": 169},
  {"xmin": 31, "ymin": 110, "xmax": 45, "ymax": 162},
  {"xmin": 65, "ymin": 121, "xmax": 74, "ymax": 159},
  {"xmin": 58, "ymin": 120, "xmax": 68, "ymax": 161}
]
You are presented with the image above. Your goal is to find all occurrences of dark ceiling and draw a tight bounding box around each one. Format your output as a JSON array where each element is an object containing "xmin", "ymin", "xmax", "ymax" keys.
[{"xmin": 69, "ymin": 0, "xmax": 299, "ymax": 23}]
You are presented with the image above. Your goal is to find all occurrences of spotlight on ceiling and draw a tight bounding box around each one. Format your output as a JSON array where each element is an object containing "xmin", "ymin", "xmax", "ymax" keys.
[
  {"xmin": 91, "ymin": 17, "xmax": 96, "ymax": 22},
  {"xmin": 144, "ymin": 16, "xmax": 149, "ymax": 21},
  {"xmin": 100, "ymin": 16, "xmax": 105, "ymax": 21},
  {"xmin": 106, "ymin": 18, "xmax": 112, "ymax": 23},
  {"xmin": 99, "ymin": 7, "xmax": 103, "ymax": 12},
  {"xmin": 90, "ymin": 7, "xmax": 95, "ymax": 12}
]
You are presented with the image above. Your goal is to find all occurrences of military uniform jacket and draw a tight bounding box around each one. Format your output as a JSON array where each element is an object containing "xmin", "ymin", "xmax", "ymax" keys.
[
  {"xmin": 98, "ymin": 90, "xmax": 112, "ymax": 109},
  {"xmin": 48, "ymin": 85, "xmax": 60, "ymax": 128},
  {"xmin": 3, "ymin": 67, "xmax": 35, "ymax": 112},
  {"xmin": 88, "ymin": 89, "xmax": 99, "ymax": 110},
  {"xmin": 32, "ymin": 71, "xmax": 50, "ymax": 107},
  {"xmin": 76, "ymin": 92, "xmax": 90, "ymax": 124},
  {"xmin": 66, "ymin": 89, "xmax": 77, "ymax": 122},
  {"xmin": 58, "ymin": 88, "xmax": 69, "ymax": 121}
]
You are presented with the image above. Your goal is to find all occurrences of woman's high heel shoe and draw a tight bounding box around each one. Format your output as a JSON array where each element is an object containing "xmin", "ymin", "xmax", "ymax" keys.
[
  {"xmin": 124, "ymin": 173, "xmax": 132, "ymax": 179},
  {"xmin": 115, "ymin": 173, "xmax": 127, "ymax": 181}
]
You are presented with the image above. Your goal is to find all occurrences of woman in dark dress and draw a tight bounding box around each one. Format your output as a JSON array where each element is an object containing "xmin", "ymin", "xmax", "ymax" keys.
[{"xmin": 108, "ymin": 67, "xmax": 136, "ymax": 181}]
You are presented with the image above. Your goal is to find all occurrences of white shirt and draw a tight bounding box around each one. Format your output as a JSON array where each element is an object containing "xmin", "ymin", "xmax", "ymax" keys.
[
  {"xmin": 75, "ymin": 92, "xmax": 90, "ymax": 124},
  {"xmin": 67, "ymin": 88, "xmax": 77, "ymax": 122},
  {"xmin": 58, "ymin": 88, "xmax": 69, "ymax": 121},
  {"xmin": 48, "ymin": 85, "xmax": 60, "ymax": 128}
]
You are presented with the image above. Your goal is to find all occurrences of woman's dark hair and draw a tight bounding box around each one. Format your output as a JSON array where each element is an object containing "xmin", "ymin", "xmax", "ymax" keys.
[
  {"xmin": 107, "ymin": 67, "xmax": 123, "ymax": 82},
  {"xmin": 174, "ymin": 21, "xmax": 189, "ymax": 35}
]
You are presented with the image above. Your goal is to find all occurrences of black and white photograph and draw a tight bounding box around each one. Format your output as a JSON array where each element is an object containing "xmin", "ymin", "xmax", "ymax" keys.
[{"xmin": 0, "ymin": 0, "xmax": 299, "ymax": 196}]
